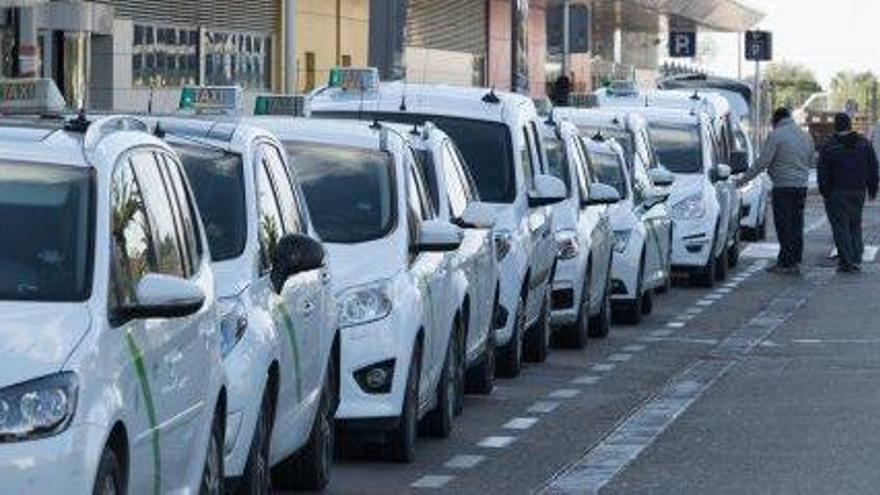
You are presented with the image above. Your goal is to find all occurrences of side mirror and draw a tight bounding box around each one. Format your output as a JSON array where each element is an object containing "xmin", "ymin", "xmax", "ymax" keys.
[
  {"xmin": 729, "ymin": 150, "xmax": 749, "ymax": 174},
  {"xmin": 528, "ymin": 174, "xmax": 567, "ymax": 208},
  {"xmin": 649, "ymin": 169, "xmax": 676, "ymax": 187},
  {"xmin": 584, "ymin": 183, "xmax": 620, "ymax": 206},
  {"xmin": 271, "ymin": 234, "xmax": 326, "ymax": 294},
  {"xmin": 712, "ymin": 164, "xmax": 731, "ymax": 182},
  {"xmin": 122, "ymin": 273, "xmax": 206, "ymax": 320},
  {"xmin": 416, "ymin": 220, "xmax": 463, "ymax": 252},
  {"xmin": 458, "ymin": 201, "xmax": 496, "ymax": 229}
]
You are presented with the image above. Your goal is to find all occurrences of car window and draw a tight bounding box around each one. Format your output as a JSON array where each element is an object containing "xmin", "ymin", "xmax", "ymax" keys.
[
  {"xmin": 442, "ymin": 142, "xmax": 470, "ymax": 219},
  {"xmin": 176, "ymin": 144, "xmax": 247, "ymax": 262},
  {"xmin": 449, "ymin": 143, "xmax": 479, "ymax": 201},
  {"xmin": 521, "ymin": 127, "xmax": 536, "ymax": 190},
  {"xmin": 530, "ymin": 121, "xmax": 546, "ymax": 171},
  {"xmin": 406, "ymin": 149, "xmax": 433, "ymax": 221},
  {"xmin": 589, "ymin": 150, "xmax": 628, "ymax": 199},
  {"xmin": 154, "ymin": 156, "xmax": 194, "ymax": 276},
  {"xmin": 161, "ymin": 155, "xmax": 203, "ymax": 271},
  {"xmin": 109, "ymin": 159, "xmax": 157, "ymax": 314},
  {"xmin": 263, "ymin": 144, "xmax": 304, "ymax": 234},
  {"xmin": 255, "ymin": 159, "xmax": 286, "ymax": 273},
  {"xmin": 648, "ymin": 123, "xmax": 704, "ymax": 174},
  {"xmin": 575, "ymin": 125, "xmax": 635, "ymax": 170},
  {"xmin": 572, "ymin": 138, "xmax": 592, "ymax": 201},
  {"xmin": 0, "ymin": 162, "xmax": 94, "ymax": 302},
  {"xmin": 543, "ymin": 135, "xmax": 571, "ymax": 194},
  {"xmin": 413, "ymin": 147, "xmax": 441, "ymax": 212},
  {"xmin": 130, "ymin": 152, "xmax": 185, "ymax": 278},
  {"xmin": 287, "ymin": 141, "xmax": 395, "ymax": 243}
]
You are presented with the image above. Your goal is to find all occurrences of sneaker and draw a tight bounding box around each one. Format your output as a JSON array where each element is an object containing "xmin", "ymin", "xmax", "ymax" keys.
[
  {"xmin": 838, "ymin": 264, "xmax": 861, "ymax": 274},
  {"xmin": 827, "ymin": 248, "xmax": 839, "ymax": 260},
  {"xmin": 767, "ymin": 264, "xmax": 801, "ymax": 275}
]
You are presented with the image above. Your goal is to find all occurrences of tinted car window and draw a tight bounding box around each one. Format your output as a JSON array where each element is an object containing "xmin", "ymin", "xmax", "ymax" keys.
[
  {"xmin": 177, "ymin": 145, "xmax": 247, "ymax": 262},
  {"xmin": 0, "ymin": 163, "xmax": 94, "ymax": 301},
  {"xmin": 263, "ymin": 145, "xmax": 304, "ymax": 234},
  {"xmin": 575, "ymin": 126, "xmax": 635, "ymax": 169},
  {"xmin": 314, "ymin": 111, "xmax": 516, "ymax": 203},
  {"xmin": 648, "ymin": 123, "xmax": 703, "ymax": 174},
  {"xmin": 131, "ymin": 153, "xmax": 185, "ymax": 277},
  {"xmin": 161, "ymin": 155, "xmax": 203, "ymax": 271},
  {"xmin": 589, "ymin": 151, "xmax": 628, "ymax": 198},
  {"xmin": 442, "ymin": 143, "xmax": 469, "ymax": 218},
  {"xmin": 543, "ymin": 135, "xmax": 571, "ymax": 193},
  {"xmin": 286, "ymin": 142, "xmax": 395, "ymax": 244},
  {"xmin": 413, "ymin": 148, "xmax": 440, "ymax": 212},
  {"xmin": 109, "ymin": 160, "xmax": 155, "ymax": 313},
  {"xmin": 255, "ymin": 160, "xmax": 286, "ymax": 272}
]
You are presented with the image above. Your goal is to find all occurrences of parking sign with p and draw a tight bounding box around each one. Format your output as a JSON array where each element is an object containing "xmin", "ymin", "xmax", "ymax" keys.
[
  {"xmin": 669, "ymin": 31, "xmax": 697, "ymax": 58},
  {"xmin": 746, "ymin": 31, "xmax": 773, "ymax": 61}
]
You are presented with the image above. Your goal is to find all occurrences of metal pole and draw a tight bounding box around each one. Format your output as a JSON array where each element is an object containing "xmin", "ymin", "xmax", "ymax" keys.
[
  {"xmin": 284, "ymin": 0, "xmax": 297, "ymax": 93},
  {"xmin": 562, "ymin": 0, "xmax": 570, "ymax": 78},
  {"xmin": 737, "ymin": 32, "xmax": 742, "ymax": 81},
  {"xmin": 754, "ymin": 59, "xmax": 761, "ymax": 147}
]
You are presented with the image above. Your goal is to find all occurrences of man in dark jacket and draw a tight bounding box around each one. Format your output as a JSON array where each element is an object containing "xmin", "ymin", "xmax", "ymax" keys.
[{"xmin": 818, "ymin": 113, "xmax": 880, "ymax": 272}]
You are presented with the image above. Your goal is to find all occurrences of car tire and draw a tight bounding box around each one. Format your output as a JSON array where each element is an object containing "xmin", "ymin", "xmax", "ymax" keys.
[
  {"xmin": 423, "ymin": 335, "xmax": 456, "ymax": 438},
  {"xmin": 496, "ymin": 293, "xmax": 525, "ymax": 378},
  {"xmin": 240, "ymin": 387, "xmax": 273, "ymax": 495},
  {"xmin": 523, "ymin": 288, "xmax": 551, "ymax": 363},
  {"xmin": 715, "ymin": 245, "xmax": 729, "ymax": 281},
  {"xmin": 201, "ymin": 409, "xmax": 225, "ymax": 495},
  {"xmin": 640, "ymin": 287, "xmax": 654, "ymax": 316},
  {"xmin": 388, "ymin": 345, "xmax": 420, "ymax": 463},
  {"xmin": 93, "ymin": 444, "xmax": 124, "ymax": 495},
  {"xmin": 615, "ymin": 254, "xmax": 645, "ymax": 325},
  {"xmin": 465, "ymin": 319, "xmax": 495, "ymax": 395},
  {"xmin": 588, "ymin": 271, "xmax": 612, "ymax": 339},
  {"xmin": 728, "ymin": 230, "xmax": 741, "ymax": 269}
]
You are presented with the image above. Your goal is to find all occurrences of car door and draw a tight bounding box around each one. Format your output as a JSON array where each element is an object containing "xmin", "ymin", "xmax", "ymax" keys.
[
  {"xmin": 707, "ymin": 125, "xmax": 731, "ymax": 251},
  {"xmin": 572, "ymin": 137, "xmax": 612, "ymax": 306},
  {"xmin": 523, "ymin": 122, "xmax": 554, "ymax": 316},
  {"xmin": 122, "ymin": 151, "xmax": 210, "ymax": 491}
]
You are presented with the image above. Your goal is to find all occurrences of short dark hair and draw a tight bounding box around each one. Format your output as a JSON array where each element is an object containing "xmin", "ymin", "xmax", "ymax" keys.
[
  {"xmin": 772, "ymin": 107, "xmax": 792, "ymax": 126},
  {"xmin": 834, "ymin": 112, "xmax": 853, "ymax": 133}
]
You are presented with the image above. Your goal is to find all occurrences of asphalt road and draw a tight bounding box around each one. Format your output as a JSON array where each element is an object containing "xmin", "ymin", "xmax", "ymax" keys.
[{"xmin": 314, "ymin": 197, "xmax": 880, "ymax": 495}]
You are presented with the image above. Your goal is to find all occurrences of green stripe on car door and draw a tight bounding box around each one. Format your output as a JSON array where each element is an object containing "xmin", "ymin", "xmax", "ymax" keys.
[
  {"xmin": 124, "ymin": 331, "xmax": 162, "ymax": 495},
  {"xmin": 274, "ymin": 305, "xmax": 303, "ymax": 402}
]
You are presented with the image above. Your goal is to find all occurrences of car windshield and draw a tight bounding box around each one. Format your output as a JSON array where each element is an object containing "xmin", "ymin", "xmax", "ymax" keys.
[
  {"xmin": 176, "ymin": 145, "xmax": 247, "ymax": 262},
  {"xmin": 314, "ymin": 111, "xmax": 516, "ymax": 203},
  {"xmin": 648, "ymin": 123, "xmax": 703, "ymax": 174},
  {"xmin": 576, "ymin": 126, "xmax": 635, "ymax": 168},
  {"xmin": 286, "ymin": 142, "xmax": 395, "ymax": 243},
  {"xmin": 589, "ymin": 151, "xmax": 627, "ymax": 198},
  {"xmin": 0, "ymin": 163, "xmax": 94, "ymax": 301},
  {"xmin": 543, "ymin": 136, "xmax": 571, "ymax": 194}
]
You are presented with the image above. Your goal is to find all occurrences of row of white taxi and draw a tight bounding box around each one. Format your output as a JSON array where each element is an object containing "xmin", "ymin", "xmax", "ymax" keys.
[{"xmin": 0, "ymin": 72, "xmax": 764, "ymax": 494}]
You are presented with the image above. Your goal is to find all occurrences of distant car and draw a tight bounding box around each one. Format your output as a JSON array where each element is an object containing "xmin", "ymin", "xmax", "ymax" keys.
[
  {"xmin": 539, "ymin": 118, "xmax": 618, "ymax": 344},
  {"xmin": 309, "ymin": 77, "xmax": 567, "ymax": 375},
  {"xmin": 157, "ymin": 117, "xmax": 340, "ymax": 491},
  {"xmin": 0, "ymin": 109, "xmax": 226, "ymax": 494},
  {"xmin": 583, "ymin": 135, "xmax": 674, "ymax": 324},
  {"xmin": 247, "ymin": 116, "xmax": 466, "ymax": 463},
  {"xmin": 733, "ymin": 123, "xmax": 770, "ymax": 240}
]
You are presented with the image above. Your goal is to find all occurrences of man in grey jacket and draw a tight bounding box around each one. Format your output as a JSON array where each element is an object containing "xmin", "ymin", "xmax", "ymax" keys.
[{"xmin": 738, "ymin": 108, "xmax": 815, "ymax": 274}]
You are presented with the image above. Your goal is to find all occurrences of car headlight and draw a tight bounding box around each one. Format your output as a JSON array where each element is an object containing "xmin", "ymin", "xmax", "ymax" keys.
[
  {"xmin": 219, "ymin": 296, "xmax": 248, "ymax": 358},
  {"xmin": 493, "ymin": 230, "xmax": 513, "ymax": 261},
  {"xmin": 338, "ymin": 280, "xmax": 393, "ymax": 328},
  {"xmin": 555, "ymin": 230, "xmax": 579, "ymax": 260},
  {"xmin": 613, "ymin": 229, "xmax": 633, "ymax": 253},
  {"xmin": 671, "ymin": 193, "xmax": 707, "ymax": 220},
  {"xmin": 0, "ymin": 372, "xmax": 78, "ymax": 443}
]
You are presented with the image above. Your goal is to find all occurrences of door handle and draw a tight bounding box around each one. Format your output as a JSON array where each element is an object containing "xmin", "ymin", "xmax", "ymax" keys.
[{"xmin": 301, "ymin": 299, "xmax": 317, "ymax": 316}]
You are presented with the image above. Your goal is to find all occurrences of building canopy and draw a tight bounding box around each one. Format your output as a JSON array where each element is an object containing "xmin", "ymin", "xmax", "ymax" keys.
[{"xmin": 635, "ymin": 0, "xmax": 765, "ymax": 31}]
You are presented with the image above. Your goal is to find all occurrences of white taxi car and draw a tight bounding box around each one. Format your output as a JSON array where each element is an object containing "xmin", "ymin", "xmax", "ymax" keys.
[
  {"xmin": 583, "ymin": 135, "xmax": 674, "ymax": 324},
  {"xmin": 309, "ymin": 71, "xmax": 566, "ymax": 375},
  {"xmin": 246, "ymin": 116, "xmax": 465, "ymax": 462},
  {"xmin": 539, "ymin": 118, "xmax": 619, "ymax": 345},
  {"xmin": 155, "ymin": 111, "xmax": 339, "ymax": 491},
  {"xmin": 733, "ymin": 123, "xmax": 770, "ymax": 240},
  {"xmin": 396, "ymin": 122, "xmax": 501, "ymax": 399},
  {"xmin": 0, "ymin": 80, "xmax": 226, "ymax": 494}
]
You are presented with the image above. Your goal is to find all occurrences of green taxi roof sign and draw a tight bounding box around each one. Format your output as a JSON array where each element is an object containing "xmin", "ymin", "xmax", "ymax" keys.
[
  {"xmin": 328, "ymin": 67, "xmax": 379, "ymax": 92},
  {"xmin": 0, "ymin": 78, "xmax": 66, "ymax": 115},
  {"xmin": 254, "ymin": 94, "xmax": 307, "ymax": 116},
  {"xmin": 179, "ymin": 86, "xmax": 242, "ymax": 114}
]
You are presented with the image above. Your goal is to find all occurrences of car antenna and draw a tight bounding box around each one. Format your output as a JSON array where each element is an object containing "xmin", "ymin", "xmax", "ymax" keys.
[
  {"xmin": 410, "ymin": 123, "xmax": 420, "ymax": 135},
  {"xmin": 690, "ymin": 91, "xmax": 701, "ymax": 101},
  {"xmin": 63, "ymin": 108, "xmax": 91, "ymax": 133},
  {"xmin": 482, "ymin": 87, "xmax": 500, "ymax": 104},
  {"xmin": 592, "ymin": 130, "xmax": 605, "ymax": 142},
  {"xmin": 153, "ymin": 121, "xmax": 166, "ymax": 138},
  {"xmin": 369, "ymin": 118, "xmax": 382, "ymax": 130}
]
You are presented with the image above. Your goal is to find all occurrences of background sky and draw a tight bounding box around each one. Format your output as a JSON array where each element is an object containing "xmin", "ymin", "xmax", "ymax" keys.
[{"xmin": 703, "ymin": 0, "xmax": 880, "ymax": 87}]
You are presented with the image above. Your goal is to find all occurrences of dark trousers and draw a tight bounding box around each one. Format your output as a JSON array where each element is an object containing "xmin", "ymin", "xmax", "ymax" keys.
[
  {"xmin": 772, "ymin": 187, "xmax": 807, "ymax": 267},
  {"xmin": 825, "ymin": 192, "xmax": 866, "ymax": 268}
]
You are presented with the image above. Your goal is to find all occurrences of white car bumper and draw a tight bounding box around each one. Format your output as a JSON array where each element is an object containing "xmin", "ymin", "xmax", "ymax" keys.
[
  {"xmin": 0, "ymin": 423, "xmax": 105, "ymax": 493},
  {"xmin": 739, "ymin": 181, "xmax": 765, "ymax": 229},
  {"xmin": 610, "ymin": 243, "xmax": 641, "ymax": 301}
]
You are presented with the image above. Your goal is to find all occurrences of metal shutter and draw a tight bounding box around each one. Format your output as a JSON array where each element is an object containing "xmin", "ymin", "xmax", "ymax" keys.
[
  {"xmin": 406, "ymin": 0, "xmax": 486, "ymax": 55},
  {"xmin": 101, "ymin": 0, "xmax": 278, "ymax": 33}
]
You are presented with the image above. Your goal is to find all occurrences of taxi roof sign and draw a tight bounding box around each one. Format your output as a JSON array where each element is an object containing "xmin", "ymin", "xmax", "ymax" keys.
[
  {"xmin": 0, "ymin": 78, "xmax": 66, "ymax": 115},
  {"xmin": 607, "ymin": 80, "xmax": 639, "ymax": 97},
  {"xmin": 254, "ymin": 94, "xmax": 307, "ymax": 116},
  {"xmin": 179, "ymin": 86, "xmax": 242, "ymax": 114},
  {"xmin": 328, "ymin": 67, "xmax": 379, "ymax": 92}
]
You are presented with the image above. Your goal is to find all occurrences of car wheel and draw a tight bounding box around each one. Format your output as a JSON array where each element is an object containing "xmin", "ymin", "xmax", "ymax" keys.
[
  {"xmin": 523, "ymin": 287, "xmax": 551, "ymax": 363},
  {"xmin": 93, "ymin": 445, "xmax": 124, "ymax": 495},
  {"xmin": 496, "ymin": 293, "xmax": 525, "ymax": 378},
  {"xmin": 558, "ymin": 266, "xmax": 590, "ymax": 349},
  {"xmin": 615, "ymin": 254, "xmax": 645, "ymax": 325},
  {"xmin": 201, "ymin": 409, "xmax": 225, "ymax": 495},
  {"xmin": 728, "ymin": 230, "xmax": 741, "ymax": 269},
  {"xmin": 388, "ymin": 345, "xmax": 420, "ymax": 463},
  {"xmin": 466, "ymin": 321, "xmax": 496, "ymax": 395},
  {"xmin": 715, "ymin": 245, "xmax": 729, "ymax": 281},
  {"xmin": 240, "ymin": 388, "xmax": 273, "ymax": 495},
  {"xmin": 423, "ymin": 334, "xmax": 456, "ymax": 438},
  {"xmin": 640, "ymin": 286, "xmax": 654, "ymax": 316},
  {"xmin": 588, "ymin": 271, "xmax": 612, "ymax": 339}
]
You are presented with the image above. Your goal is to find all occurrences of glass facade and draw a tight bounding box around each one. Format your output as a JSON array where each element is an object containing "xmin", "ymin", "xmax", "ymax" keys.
[
  {"xmin": 204, "ymin": 30, "xmax": 271, "ymax": 89},
  {"xmin": 133, "ymin": 24, "xmax": 199, "ymax": 87}
]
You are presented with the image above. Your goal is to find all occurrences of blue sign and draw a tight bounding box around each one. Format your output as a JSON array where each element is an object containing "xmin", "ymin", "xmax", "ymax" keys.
[
  {"xmin": 669, "ymin": 31, "xmax": 697, "ymax": 58},
  {"xmin": 745, "ymin": 31, "xmax": 773, "ymax": 62}
]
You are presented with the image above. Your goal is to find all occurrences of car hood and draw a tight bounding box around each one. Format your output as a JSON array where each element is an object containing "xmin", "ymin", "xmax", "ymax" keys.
[
  {"xmin": 0, "ymin": 302, "xmax": 91, "ymax": 389},
  {"xmin": 669, "ymin": 173, "xmax": 708, "ymax": 204},
  {"xmin": 326, "ymin": 238, "xmax": 403, "ymax": 293}
]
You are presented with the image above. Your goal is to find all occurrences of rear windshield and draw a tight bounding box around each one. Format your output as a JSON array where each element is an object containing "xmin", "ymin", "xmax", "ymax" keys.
[
  {"xmin": 0, "ymin": 163, "xmax": 94, "ymax": 301},
  {"xmin": 286, "ymin": 142, "xmax": 395, "ymax": 243},
  {"xmin": 315, "ymin": 111, "xmax": 516, "ymax": 203},
  {"xmin": 588, "ymin": 151, "xmax": 627, "ymax": 198},
  {"xmin": 648, "ymin": 124, "xmax": 703, "ymax": 174},
  {"xmin": 543, "ymin": 136, "xmax": 571, "ymax": 194},
  {"xmin": 176, "ymin": 145, "xmax": 247, "ymax": 262}
]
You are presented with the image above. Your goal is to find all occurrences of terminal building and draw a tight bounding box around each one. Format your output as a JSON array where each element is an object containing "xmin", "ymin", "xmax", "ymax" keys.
[{"xmin": 0, "ymin": 0, "xmax": 763, "ymax": 112}]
